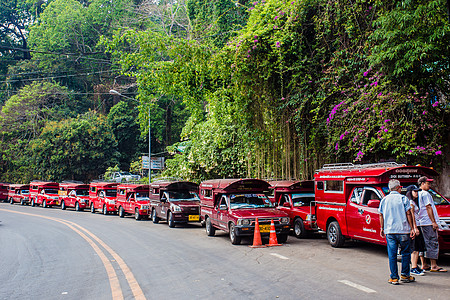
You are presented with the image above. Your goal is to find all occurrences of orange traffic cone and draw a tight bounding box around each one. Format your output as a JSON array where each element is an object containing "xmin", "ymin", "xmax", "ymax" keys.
[
  {"xmin": 267, "ymin": 219, "xmax": 282, "ymax": 246},
  {"xmin": 249, "ymin": 218, "xmax": 266, "ymax": 248}
]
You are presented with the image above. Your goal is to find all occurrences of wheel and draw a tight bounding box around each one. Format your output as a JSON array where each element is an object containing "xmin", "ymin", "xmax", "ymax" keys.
[
  {"xmin": 9, "ymin": 197, "xmax": 14, "ymax": 204},
  {"xmin": 205, "ymin": 216, "xmax": 215, "ymax": 236},
  {"xmin": 20, "ymin": 199, "xmax": 25, "ymax": 205},
  {"xmin": 31, "ymin": 198, "xmax": 36, "ymax": 207},
  {"xmin": 119, "ymin": 206, "xmax": 125, "ymax": 218},
  {"xmin": 75, "ymin": 202, "xmax": 81, "ymax": 212},
  {"xmin": 135, "ymin": 208, "xmax": 142, "ymax": 220},
  {"xmin": 90, "ymin": 203, "xmax": 96, "ymax": 213},
  {"xmin": 327, "ymin": 221, "xmax": 345, "ymax": 248},
  {"xmin": 151, "ymin": 209, "xmax": 160, "ymax": 224},
  {"xmin": 277, "ymin": 234, "xmax": 288, "ymax": 243},
  {"xmin": 168, "ymin": 211, "xmax": 175, "ymax": 228},
  {"xmin": 229, "ymin": 222, "xmax": 241, "ymax": 245},
  {"xmin": 42, "ymin": 200, "xmax": 47, "ymax": 208},
  {"xmin": 103, "ymin": 205, "xmax": 108, "ymax": 215},
  {"xmin": 61, "ymin": 201, "xmax": 66, "ymax": 210},
  {"xmin": 294, "ymin": 218, "xmax": 307, "ymax": 238}
]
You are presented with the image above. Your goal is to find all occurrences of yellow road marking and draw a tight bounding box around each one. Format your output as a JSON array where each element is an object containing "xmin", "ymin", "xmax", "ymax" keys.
[{"xmin": 1, "ymin": 208, "xmax": 147, "ymax": 300}]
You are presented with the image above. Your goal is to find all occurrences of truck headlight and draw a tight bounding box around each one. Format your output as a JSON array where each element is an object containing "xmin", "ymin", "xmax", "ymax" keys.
[
  {"xmin": 238, "ymin": 219, "xmax": 251, "ymax": 226},
  {"xmin": 141, "ymin": 205, "xmax": 149, "ymax": 210},
  {"xmin": 306, "ymin": 214, "xmax": 316, "ymax": 221},
  {"xmin": 171, "ymin": 205, "xmax": 182, "ymax": 212},
  {"xmin": 280, "ymin": 217, "xmax": 289, "ymax": 224}
]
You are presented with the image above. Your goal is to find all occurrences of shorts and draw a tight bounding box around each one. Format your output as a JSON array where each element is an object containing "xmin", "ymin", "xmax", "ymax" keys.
[
  {"xmin": 410, "ymin": 226, "xmax": 426, "ymax": 252},
  {"xmin": 420, "ymin": 225, "xmax": 439, "ymax": 260}
]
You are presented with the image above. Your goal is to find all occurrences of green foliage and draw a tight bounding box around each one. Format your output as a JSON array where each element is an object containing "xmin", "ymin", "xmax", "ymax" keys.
[{"xmin": 30, "ymin": 111, "xmax": 119, "ymax": 182}]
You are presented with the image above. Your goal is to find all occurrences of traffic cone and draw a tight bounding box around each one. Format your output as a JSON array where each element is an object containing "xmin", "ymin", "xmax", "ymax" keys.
[
  {"xmin": 249, "ymin": 218, "xmax": 266, "ymax": 248},
  {"xmin": 267, "ymin": 219, "xmax": 282, "ymax": 246}
]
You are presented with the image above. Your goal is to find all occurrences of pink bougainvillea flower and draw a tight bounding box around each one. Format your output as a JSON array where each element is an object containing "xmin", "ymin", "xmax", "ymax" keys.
[
  {"xmin": 423, "ymin": 111, "xmax": 427, "ymax": 115},
  {"xmin": 432, "ymin": 102, "xmax": 439, "ymax": 107},
  {"xmin": 435, "ymin": 150, "xmax": 442, "ymax": 155},
  {"xmin": 363, "ymin": 71, "xmax": 368, "ymax": 77},
  {"xmin": 335, "ymin": 142, "xmax": 339, "ymax": 150},
  {"xmin": 276, "ymin": 41, "xmax": 280, "ymax": 47},
  {"xmin": 384, "ymin": 119, "xmax": 390, "ymax": 123},
  {"xmin": 274, "ymin": 16, "xmax": 278, "ymax": 20},
  {"xmin": 378, "ymin": 92, "xmax": 382, "ymax": 96}
]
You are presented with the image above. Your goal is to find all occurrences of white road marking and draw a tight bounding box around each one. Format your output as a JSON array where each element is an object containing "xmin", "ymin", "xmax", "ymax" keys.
[
  {"xmin": 338, "ymin": 280, "xmax": 376, "ymax": 294},
  {"xmin": 270, "ymin": 253, "xmax": 289, "ymax": 260}
]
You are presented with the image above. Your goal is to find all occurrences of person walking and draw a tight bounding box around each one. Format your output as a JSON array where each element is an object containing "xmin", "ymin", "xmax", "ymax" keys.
[
  {"xmin": 405, "ymin": 185, "xmax": 426, "ymax": 276},
  {"xmin": 379, "ymin": 179, "xmax": 416, "ymax": 285},
  {"xmin": 417, "ymin": 176, "xmax": 448, "ymax": 273}
]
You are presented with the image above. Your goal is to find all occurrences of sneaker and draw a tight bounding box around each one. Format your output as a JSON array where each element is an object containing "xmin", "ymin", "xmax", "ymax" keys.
[
  {"xmin": 388, "ymin": 278, "xmax": 399, "ymax": 285},
  {"xmin": 400, "ymin": 275, "xmax": 415, "ymax": 283},
  {"xmin": 411, "ymin": 268, "xmax": 425, "ymax": 276}
]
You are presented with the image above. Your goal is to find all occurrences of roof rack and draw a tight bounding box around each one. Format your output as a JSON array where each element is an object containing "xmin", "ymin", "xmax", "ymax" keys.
[{"xmin": 318, "ymin": 162, "xmax": 401, "ymax": 172}]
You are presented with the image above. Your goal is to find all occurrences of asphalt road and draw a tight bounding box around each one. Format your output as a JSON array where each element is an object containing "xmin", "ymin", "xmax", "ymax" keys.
[{"xmin": 1, "ymin": 202, "xmax": 449, "ymax": 300}]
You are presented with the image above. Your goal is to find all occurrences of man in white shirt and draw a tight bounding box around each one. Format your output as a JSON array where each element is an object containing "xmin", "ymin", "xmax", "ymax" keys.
[{"xmin": 417, "ymin": 176, "xmax": 447, "ymax": 272}]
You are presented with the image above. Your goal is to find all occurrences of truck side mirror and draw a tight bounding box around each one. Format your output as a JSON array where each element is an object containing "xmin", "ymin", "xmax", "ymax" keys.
[{"xmin": 367, "ymin": 200, "xmax": 380, "ymax": 208}]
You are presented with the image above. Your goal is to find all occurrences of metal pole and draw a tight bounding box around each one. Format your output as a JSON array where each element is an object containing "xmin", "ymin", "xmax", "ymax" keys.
[{"xmin": 148, "ymin": 106, "xmax": 151, "ymax": 183}]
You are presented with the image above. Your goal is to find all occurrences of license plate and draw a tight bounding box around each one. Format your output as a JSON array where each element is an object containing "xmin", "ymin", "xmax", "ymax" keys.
[
  {"xmin": 259, "ymin": 224, "xmax": 271, "ymax": 233},
  {"xmin": 189, "ymin": 215, "xmax": 200, "ymax": 221}
]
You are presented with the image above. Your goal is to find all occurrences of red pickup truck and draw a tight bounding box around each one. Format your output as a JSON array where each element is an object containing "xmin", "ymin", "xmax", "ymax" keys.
[
  {"xmin": 0, "ymin": 183, "xmax": 9, "ymax": 202},
  {"xmin": 89, "ymin": 182, "xmax": 118, "ymax": 215},
  {"xmin": 29, "ymin": 181, "xmax": 60, "ymax": 208},
  {"xmin": 8, "ymin": 184, "xmax": 30, "ymax": 205},
  {"xmin": 269, "ymin": 180, "xmax": 317, "ymax": 238},
  {"xmin": 116, "ymin": 184, "xmax": 150, "ymax": 220},
  {"xmin": 150, "ymin": 181, "xmax": 200, "ymax": 228},
  {"xmin": 200, "ymin": 179, "xmax": 290, "ymax": 245},
  {"xmin": 59, "ymin": 182, "xmax": 90, "ymax": 211},
  {"xmin": 314, "ymin": 162, "xmax": 450, "ymax": 253}
]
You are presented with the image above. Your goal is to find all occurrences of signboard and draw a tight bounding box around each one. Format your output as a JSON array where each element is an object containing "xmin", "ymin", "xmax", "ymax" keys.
[{"xmin": 142, "ymin": 156, "xmax": 164, "ymax": 170}]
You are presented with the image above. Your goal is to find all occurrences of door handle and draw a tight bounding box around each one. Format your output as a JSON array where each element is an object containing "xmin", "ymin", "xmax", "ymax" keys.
[{"xmin": 358, "ymin": 208, "xmax": 364, "ymax": 215}]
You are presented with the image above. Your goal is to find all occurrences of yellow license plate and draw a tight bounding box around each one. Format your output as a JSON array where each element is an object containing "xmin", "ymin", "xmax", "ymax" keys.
[
  {"xmin": 259, "ymin": 224, "xmax": 271, "ymax": 233},
  {"xmin": 189, "ymin": 215, "xmax": 200, "ymax": 221}
]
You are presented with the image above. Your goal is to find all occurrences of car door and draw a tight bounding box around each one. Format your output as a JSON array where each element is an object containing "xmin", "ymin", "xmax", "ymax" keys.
[
  {"xmin": 277, "ymin": 194, "xmax": 293, "ymax": 218},
  {"xmin": 158, "ymin": 192, "xmax": 168, "ymax": 219},
  {"xmin": 215, "ymin": 195, "xmax": 229, "ymax": 231}
]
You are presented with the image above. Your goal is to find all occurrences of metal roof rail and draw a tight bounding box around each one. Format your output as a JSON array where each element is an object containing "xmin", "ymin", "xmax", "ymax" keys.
[
  {"xmin": 318, "ymin": 162, "xmax": 400, "ymax": 171},
  {"xmin": 151, "ymin": 177, "xmax": 184, "ymax": 183}
]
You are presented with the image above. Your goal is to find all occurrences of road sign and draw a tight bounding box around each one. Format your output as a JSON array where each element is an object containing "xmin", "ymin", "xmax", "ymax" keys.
[{"xmin": 142, "ymin": 156, "xmax": 164, "ymax": 170}]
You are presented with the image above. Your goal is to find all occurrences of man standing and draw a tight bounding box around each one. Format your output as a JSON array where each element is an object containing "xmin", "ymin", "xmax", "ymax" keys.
[
  {"xmin": 417, "ymin": 176, "xmax": 448, "ymax": 272},
  {"xmin": 379, "ymin": 179, "xmax": 416, "ymax": 285}
]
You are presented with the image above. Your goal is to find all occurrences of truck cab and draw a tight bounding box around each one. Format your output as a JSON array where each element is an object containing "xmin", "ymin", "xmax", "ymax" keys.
[
  {"xmin": 149, "ymin": 181, "xmax": 200, "ymax": 228},
  {"xmin": 0, "ymin": 183, "xmax": 9, "ymax": 202},
  {"xmin": 269, "ymin": 180, "xmax": 317, "ymax": 238},
  {"xmin": 200, "ymin": 179, "xmax": 290, "ymax": 245},
  {"xmin": 116, "ymin": 184, "xmax": 150, "ymax": 220},
  {"xmin": 8, "ymin": 184, "xmax": 30, "ymax": 205},
  {"xmin": 29, "ymin": 181, "xmax": 59, "ymax": 208},
  {"xmin": 314, "ymin": 162, "xmax": 450, "ymax": 252},
  {"xmin": 59, "ymin": 182, "xmax": 90, "ymax": 211},
  {"xmin": 89, "ymin": 182, "xmax": 118, "ymax": 215}
]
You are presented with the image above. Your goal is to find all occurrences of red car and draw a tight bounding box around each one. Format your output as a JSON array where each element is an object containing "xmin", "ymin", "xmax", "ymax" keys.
[
  {"xmin": 314, "ymin": 162, "xmax": 450, "ymax": 253},
  {"xmin": 269, "ymin": 180, "xmax": 317, "ymax": 238},
  {"xmin": 59, "ymin": 182, "xmax": 90, "ymax": 211},
  {"xmin": 0, "ymin": 183, "xmax": 9, "ymax": 202},
  {"xmin": 116, "ymin": 184, "xmax": 150, "ymax": 220},
  {"xmin": 89, "ymin": 182, "xmax": 118, "ymax": 215},
  {"xmin": 29, "ymin": 181, "xmax": 59, "ymax": 208},
  {"xmin": 200, "ymin": 179, "xmax": 290, "ymax": 245},
  {"xmin": 8, "ymin": 184, "xmax": 30, "ymax": 205},
  {"xmin": 150, "ymin": 181, "xmax": 200, "ymax": 228}
]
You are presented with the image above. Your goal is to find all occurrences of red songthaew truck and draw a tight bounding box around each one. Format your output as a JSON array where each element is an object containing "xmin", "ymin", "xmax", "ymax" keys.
[
  {"xmin": 29, "ymin": 181, "xmax": 59, "ymax": 208},
  {"xmin": 59, "ymin": 182, "xmax": 90, "ymax": 211},
  {"xmin": 8, "ymin": 184, "xmax": 30, "ymax": 205},
  {"xmin": 116, "ymin": 184, "xmax": 150, "ymax": 220},
  {"xmin": 314, "ymin": 162, "xmax": 450, "ymax": 252},
  {"xmin": 200, "ymin": 179, "xmax": 290, "ymax": 245},
  {"xmin": 0, "ymin": 183, "xmax": 9, "ymax": 202},
  {"xmin": 89, "ymin": 182, "xmax": 118, "ymax": 215},
  {"xmin": 269, "ymin": 180, "xmax": 317, "ymax": 238},
  {"xmin": 150, "ymin": 181, "xmax": 200, "ymax": 228}
]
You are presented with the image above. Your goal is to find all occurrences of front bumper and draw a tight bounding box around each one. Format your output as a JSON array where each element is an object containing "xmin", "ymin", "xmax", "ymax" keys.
[
  {"xmin": 172, "ymin": 213, "xmax": 201, "ymax": 223},
  {"xmin": 235, "ymin": 224, "xmax": 291, "ymax": 237}
]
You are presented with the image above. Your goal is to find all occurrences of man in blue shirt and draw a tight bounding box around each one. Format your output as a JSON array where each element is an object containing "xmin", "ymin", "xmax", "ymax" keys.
[{"xmin": 379, "ymin": 179, "xmax": 416, "ymax": 285}]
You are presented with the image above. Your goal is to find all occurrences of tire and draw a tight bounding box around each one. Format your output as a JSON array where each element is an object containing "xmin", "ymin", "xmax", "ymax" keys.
[
  {"xmin": 294, "ymin": 218, "xmax": 307, "ymax": 238},
  {"xmin": 327, "ymin": 221, "xmax": 345, "ymax": 248},
  {"xmin": 42, "ymin": 200, "xmax": 47, "ymax": 208},
  {"xmin": 61, "ymin": 201, "xmax": 66, "ymax": 210},
  {"xmin": 90, "ymin": 203, "xmax": 96, "ymax": 213},
  {"xmin": 119, "ymin": 206, "xmax": 125, "ymax": 218},
  {"xmin": 20, "ymin": 199, "xmax": 25, "ymax": 205},
  {"xmin": 205, "ymin": 216, "xmax": 215, "ymax": 236},
  {"xmin": 103, "ymin": 205, "xmax": 108, "ymax": 215},
  {"xmin": 135, "ymin": 208, "xmax": 142, "ymax": 220},
  {"xmin": 75, "ymin": 202, "xmax": 81, "ymax": 212},
  {"xmin": 9, "ymin": 197, "xmax": 14, "ymax": 204},
  {"xmin": 229, "ymin": 222, "xmax": 241, "ymax": 245},
  {"xmin": 168, "ymin": 211, "xmax": 175, "ymax": 228},
  {"xmin": 277, "ymin": 234, "xmax": 288, "ymax": 244},
  {"xmin": 31, "ymin": 198, "xmax": 36, "ymax": 207},
  {"xmin": 151, "ymin": 209, "xmax": 160, "ymax": 224}
]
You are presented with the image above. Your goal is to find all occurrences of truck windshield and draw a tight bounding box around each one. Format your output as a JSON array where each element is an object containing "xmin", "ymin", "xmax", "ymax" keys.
[
  {"xmin": 44, "ymin": 189, "xmax": 58, "ymax": 194},
  {"xmin": 136, "ymin": 192, "xmax": 149, "ymax": 201},
  {"xmin": 381, "ymin": 187, "xmax": 449, "ymax": 206},
  {"xmin": 76, "ymin": 189, "xmax": 89, "ymax": 196},
  {"xmin": 168, "ymin": 191, "xmax": 199, "ymax": 202},
  {"xmin": 21, "ymin": 190, "xmax": 29, "ymax": 194},
  {"xmin": 291, "ymin": 193, "xmax": 315, "ymax": 207},
  {"xmin": 104, "ymin": 190, "xmax": 117, "ymax": 197},
  {"xmin": 229, "ymin": 194, "xmax": 272, "ymax": 209}
]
